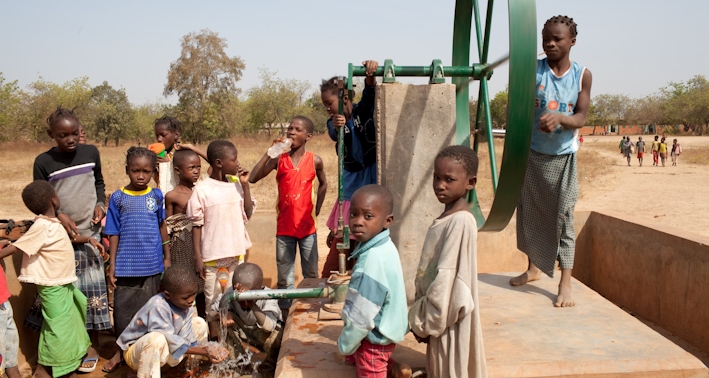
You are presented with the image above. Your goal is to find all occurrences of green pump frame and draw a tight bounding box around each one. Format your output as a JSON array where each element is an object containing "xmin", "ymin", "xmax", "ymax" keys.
[{"xmin": 341, "ymin": 0, "xmax": 537, "ymax": 232}]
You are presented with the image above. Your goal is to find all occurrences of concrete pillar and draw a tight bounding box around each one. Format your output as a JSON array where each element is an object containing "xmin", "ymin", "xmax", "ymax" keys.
[{"xmin": 375, "ymin": 83, "xmax": 457, "ymax": 304}]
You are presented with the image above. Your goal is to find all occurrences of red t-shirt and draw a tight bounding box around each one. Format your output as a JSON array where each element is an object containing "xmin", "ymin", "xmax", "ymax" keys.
[
  {"xmin": 276, "ymin": 151, "xmax": 317, "ymax": 239},
  {"xmin": 0, "ymin": 266, "xmax": 11, "ymax": 304}
]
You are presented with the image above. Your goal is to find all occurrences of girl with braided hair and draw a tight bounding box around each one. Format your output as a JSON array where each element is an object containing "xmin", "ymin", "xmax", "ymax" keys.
[{"xmin": 510, "ymin": 15, "xmax": 593, "ymax": 308}]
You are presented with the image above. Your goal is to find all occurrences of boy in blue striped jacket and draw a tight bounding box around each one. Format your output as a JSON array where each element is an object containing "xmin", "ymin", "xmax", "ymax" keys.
[{"xmin": 337, "ymin": 184, "xmax": 411, "ymax": 378}]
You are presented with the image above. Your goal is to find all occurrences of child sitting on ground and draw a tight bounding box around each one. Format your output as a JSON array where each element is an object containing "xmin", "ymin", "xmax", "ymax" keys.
[
  {"xmin": 0, "ymin": 181, "xmax": 99, "ymax": 377},
  {"xmin": 248, "ymin": 116, "xmax": 327, "ymax": 310},
  {"xmin": 338, "ymin": 184, "xmax": 411, "ymax": 378},
  {"xmin": 165, "ymin": 149, "xmax": 205, "ymax": 309},
  {"xmin": 188, "ymin": 140, "xmax": 255, "ymax": 338},
  {"xmin": 117, "ymin": 265, "xmax": 228, "ymax": 378},
  {"xmin": 408, "ymin": 146, "xmax": 486, "ymax": 378},
  {"xmin": 216, "ymin": 263, "xmax": 283, "ymax": 364}
]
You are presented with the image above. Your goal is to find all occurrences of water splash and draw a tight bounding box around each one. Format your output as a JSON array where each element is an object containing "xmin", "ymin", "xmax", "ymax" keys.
[{"xmin": 202, "ymin": 308, "xmax": 265, "ymax": 377}]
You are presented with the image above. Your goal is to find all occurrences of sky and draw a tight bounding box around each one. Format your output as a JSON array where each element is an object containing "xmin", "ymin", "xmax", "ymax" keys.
[{"xmin": 1, "ymin": 1, "xmax": 708, "ymax": 105}]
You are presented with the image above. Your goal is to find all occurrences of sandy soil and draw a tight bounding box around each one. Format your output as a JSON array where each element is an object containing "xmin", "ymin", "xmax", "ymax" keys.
[{"xmin": 576, "ymin": 135, "xmax": 709, "ymax": 239}]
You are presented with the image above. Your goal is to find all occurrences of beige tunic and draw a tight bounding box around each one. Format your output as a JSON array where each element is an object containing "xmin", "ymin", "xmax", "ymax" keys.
[{"xmin": 408, "ymin": 211, "xmax": 487, "ymax": 378}]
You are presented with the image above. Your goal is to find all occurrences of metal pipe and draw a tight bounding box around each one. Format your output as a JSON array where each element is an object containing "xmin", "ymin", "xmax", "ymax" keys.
[
  {"xmin": 350, "ymin": 65, "xmax": 486, "ymax": 79},
  {"xmin": 219, "ymin": 287, "xmax": 329, "ymax": 309}
]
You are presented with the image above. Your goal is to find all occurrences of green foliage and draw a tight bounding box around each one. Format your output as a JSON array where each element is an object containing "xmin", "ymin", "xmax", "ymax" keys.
[
  {"xmin": 85, "ymin": 81, "xmax": 134, "ymax": 146},
  {"xmin": 164, "ymin": 29, "xmax": 245, "ymax": 143},
  {"xmin": 0, "ymin": 73, "xmax": 24, "ymax": 143},
  {"xmin": 21, "ymin": 77, "xmax": 93, "ymax": 141},
  {"xmin": 589, "ymin": 93, "xmax": 631, "ymax": 125}
]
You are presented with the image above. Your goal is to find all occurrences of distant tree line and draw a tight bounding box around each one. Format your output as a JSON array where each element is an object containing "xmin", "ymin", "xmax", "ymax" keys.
[
  {"xmin": 470, "ymin": 75, "xmax": 709, "ymax": 135},
  {"xmin": 0, "ymin": 29, "xmax": 328, "ymax": 145}
]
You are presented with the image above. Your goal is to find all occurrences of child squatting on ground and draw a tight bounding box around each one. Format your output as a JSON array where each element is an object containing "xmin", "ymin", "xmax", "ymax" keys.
[
  {"xmin": 319, "ymin": 60, "xmax": 379, "ymax": 276},
  {"xmin": 33, "ymin": 107, "xmax": 110, "ymax": 372},
  {"xmin": 215, "ymin": 263, "xmax": 284, "ymax": 365},
  {"xmin": 408, "ymin": 146, "xmax": 487, "ymax": 378},
  {"xmin": 104, "ymin": 147, "xmax": 171, "ymax": 373},
  {"xmin": 338, "ymin": 184, "xmax": 412, "ymax": 378},
  {"xmin": 188, "ymin": 140, "xmax": 255, "ymax": 338},
  {"xmin": 0, "ymin": 181, "xmax": 98, "ymax": 378},
  {"xmin": 117, "ymin": 265, "xmax": 228, "ymax": 378},
  {"xmin": 248, "ymin": 116, "xmax": 327, "ymax": 310}
]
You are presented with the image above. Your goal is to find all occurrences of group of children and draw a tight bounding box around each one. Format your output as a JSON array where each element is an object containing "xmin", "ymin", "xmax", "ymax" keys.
[
  {"xmin": 623, "ymin": 135, "xmax": 682, "ymax": 167},
  {"xmin": 0, "ymin": 13, "xmax": 590, "ymax": 378}
]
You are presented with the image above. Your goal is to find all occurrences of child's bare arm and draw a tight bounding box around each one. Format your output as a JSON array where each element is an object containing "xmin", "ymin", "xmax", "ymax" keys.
[
  {"xmin": 248, "ymin": 153, "xmax": 278, "ymax": 184},
  {"xmin": 314, "ymin": 155, "xmax": 328, "ymax": 216},
  {"xmin": 192, "ymin": 227, "xmax": 205, "ymax": 279},
  {"xmin": 160, "ymin": 221, "xmax": 171, "ymax": 268},
  {"xmin": 0, "ymin": 241, "xmax": 19, "ymax": 259},
  {"xmin": 239, "ymin": 167, "xmax": 254, "ymax": 219},
  {"xmin": 71, "ymin": 236, "xmax": 106, "ymax": 259},
  {"xmin": 165, "ymin": 192, "xmax": 176, "ymax": 217},
  {"xmin": 108, "ymin": 235, "xmax": 119, "ymax": 288},
  {"xmin": 176, "ymin": 143, "xmax": 208, "ymax": 162}
]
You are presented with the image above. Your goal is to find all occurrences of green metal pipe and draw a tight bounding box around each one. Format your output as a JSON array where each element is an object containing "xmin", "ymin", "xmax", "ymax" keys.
[
  {"xmin": 350, "ymin": 65, "xmax": 486, "ymax": 79},
  {"xmin": 480, "ymin": 78, "xmax": 499, "ymax": 190},
  {"xmin": 481, "ymin": 0, "xmax": 495, "ymax": 64},
  {"xmin": 220, "ymin": 288, "xmax": 329, "ymax": 307},
  {"xmin": 452, "ymin": 0, "xmax": 473, "ymax": 147}
]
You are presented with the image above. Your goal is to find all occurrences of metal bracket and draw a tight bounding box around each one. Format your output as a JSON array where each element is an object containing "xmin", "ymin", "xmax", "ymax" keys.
[
  {"xmin": 430, "ymin": 59, "xmax": 445, "ymax": 84},
  {"xmin": 382, "ymin": 59, "xmax": 396, "ymax": 83}
]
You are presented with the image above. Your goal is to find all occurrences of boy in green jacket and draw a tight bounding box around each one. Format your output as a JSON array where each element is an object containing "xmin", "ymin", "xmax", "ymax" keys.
[{"xmin": 337, "ymin": 184, "xmax": 411, "ymax": 377}]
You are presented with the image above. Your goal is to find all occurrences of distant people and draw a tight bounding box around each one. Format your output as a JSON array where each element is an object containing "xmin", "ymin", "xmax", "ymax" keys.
[
  {"xmin": 671, "ymin": 139, "xmax": 682, "ymax": 166},
  {"xmin": 636, "ymin": 136, "xmax": 646, "ymax": 166},
  {"xmin": 512, "ymin": 15, "xmax": 592, "ymax": 309},
  {"xmin": 618, "ymin": 137, "xmax": 625, "ymax": 154},
  {"xmin": 623, "ymin": 136, "xmax": 633, "ymax": 166},
  {"xmin": 651, "ymin": 135, "xmax": 660, "ymax": 166},
  {"xmin": 578, "ymin": 135, "xmax": 584, "ymax": 144},
  {"xmin": 659, "ymin": 137, "xmax": 668, "ymax": 167}
]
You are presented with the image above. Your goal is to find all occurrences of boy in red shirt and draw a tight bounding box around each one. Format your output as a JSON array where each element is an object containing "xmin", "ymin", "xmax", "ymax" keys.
[{"xmin": 249, "ymin": 116, "xmax": 327, "ymax": 309}]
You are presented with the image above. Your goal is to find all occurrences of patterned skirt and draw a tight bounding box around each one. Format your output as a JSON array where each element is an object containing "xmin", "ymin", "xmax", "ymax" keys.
[
  {"xmin": 516, "ymin": 150, "xmax": 578, "ymax": 277},
  {"xmin": 74, "ymin": 236, "xmax": 112, "ymax": 330},
  {"xmin": 166, "ymin": 214, "xmax": 204, "ymax": 293}
]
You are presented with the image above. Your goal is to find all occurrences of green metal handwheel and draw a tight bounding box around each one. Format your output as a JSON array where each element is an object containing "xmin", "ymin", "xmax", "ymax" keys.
[
  {"xmin": 454, "ymin": 0, "xmax": 537, "ymax": 231},
  {"xmin": 341, "ymin": 0, "xmax": 537, "ymax": 233}
]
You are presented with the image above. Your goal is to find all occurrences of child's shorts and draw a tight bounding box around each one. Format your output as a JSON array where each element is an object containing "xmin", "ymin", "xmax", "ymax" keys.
[{"xmin": 0, "ymin": 301, "xmax": 20, "ymax": 374}]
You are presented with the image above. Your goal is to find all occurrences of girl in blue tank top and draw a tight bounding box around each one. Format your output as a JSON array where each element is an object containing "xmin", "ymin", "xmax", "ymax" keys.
[{"xmin": 511, "ymin": 16, "xmax": 593, "ymax": 309}]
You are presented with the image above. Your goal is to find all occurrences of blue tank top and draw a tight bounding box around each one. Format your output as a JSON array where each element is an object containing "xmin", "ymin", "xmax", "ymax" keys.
[{"xmin": 530, "ymin": 59, "xmax": 586, "ymax": 155}]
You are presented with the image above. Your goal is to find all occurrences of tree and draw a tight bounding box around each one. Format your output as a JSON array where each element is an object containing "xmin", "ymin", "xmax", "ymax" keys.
[
  {"xmin": 489, "ymin": 88, "xmax": 509, "ymax": 129},
  {"xmin": 661, "ymin": 75, "xmax": 709, "ymax": 134},
  {"xmin": 0, "ymin": 73, "xmax": 24, "ymax": 142},
  {"xmin": 164, "ymin": 29, "xmax": 245, "ymax": 143},
  {"xmin": 590, "ymin": 94, "xmax": 631, "ymax": 125},
  {"xmin": 21, "ymin": 77, "xmax": 92, "ymax": 141},
  {"xmin": 86, "ymin": 81, "xmax": 135, "ymax": 146},
  {"xmin": 243, "ymin": 68, "xmax": 311, "ymax": 134}
]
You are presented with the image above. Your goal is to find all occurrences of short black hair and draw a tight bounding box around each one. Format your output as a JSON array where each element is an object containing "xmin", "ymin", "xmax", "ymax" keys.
[
  {"xmin": 46, "ymin": 107, "xmax": 80, "ymax": 130},
  {"xmin": 232, "ymin": 263, "xmax": 264, "ymax": 290},
  {"xmin": 292, "ymin": 116, "xmax": 315, "ymax": 134},
  {"xmin": 154, "ymin": 115, "xmax": 182, "ymax": 134},
  {"xmin": 22, "ymin": 181, "xmax": 56, "ymax": 215},
  {"xmin": 162, "ymin": 265, "xmax": 199, "ymax": 293},
  {"xmin": 544, "ymin": 15, "xmax": 578, "ymax": 38},
  {"xmin": 126, "ymin": 146, "xmax": 157, "ymax": 168},
  {"xmin": 173, "ymin": 149, "xmax": 199, "ymax": 169},
  {"xmin": 207, "ymin": 140, "xmax": 237, "ymax": 165},
  {"xmin": 351, "ymin": 184, "xmax": 394, "ymax": 215},
  {"xmin": 436, "ymin": 145, "xmax": 479, "ymax": 177},
  {"xmin": 320, "ymin": 76, "xmax": 339, "ymax": 96}
]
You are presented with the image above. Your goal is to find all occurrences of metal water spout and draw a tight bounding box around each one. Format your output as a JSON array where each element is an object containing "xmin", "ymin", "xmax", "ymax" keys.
[{"xmin": 219, "ymin": 280, "xmax": 350, "ymax": 310}]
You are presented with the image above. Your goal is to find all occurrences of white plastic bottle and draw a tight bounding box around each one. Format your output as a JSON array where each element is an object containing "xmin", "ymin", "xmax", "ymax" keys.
[{"xmin": 267, "ymin": 138, "xmax": 292, "ymax": 158}]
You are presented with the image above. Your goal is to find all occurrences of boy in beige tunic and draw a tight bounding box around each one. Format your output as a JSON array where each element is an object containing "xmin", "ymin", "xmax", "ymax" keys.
[{"xmin": 408, "ymin": 146, "xmax": 487, "ymax": 378}]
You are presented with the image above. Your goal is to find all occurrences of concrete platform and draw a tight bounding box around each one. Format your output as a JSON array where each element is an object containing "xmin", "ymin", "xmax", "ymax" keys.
[{"xmin": 275, "ymin": 276, "xmax": 708, "ymax": 377}]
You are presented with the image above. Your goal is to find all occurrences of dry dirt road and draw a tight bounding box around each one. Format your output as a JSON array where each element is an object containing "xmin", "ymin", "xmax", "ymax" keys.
[{"xmin": 576, "ymin": 136, "xmax": 708, "ymax": 239}]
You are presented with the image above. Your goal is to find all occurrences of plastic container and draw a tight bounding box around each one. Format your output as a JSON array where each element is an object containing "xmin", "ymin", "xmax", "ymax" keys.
[
  {"xmin": 267, "ymin": 138, "xmax": 292, "ymax": 158},
  {"xmin": 216, "ymin": 267, "xmax": 230, "ymax": 294}
]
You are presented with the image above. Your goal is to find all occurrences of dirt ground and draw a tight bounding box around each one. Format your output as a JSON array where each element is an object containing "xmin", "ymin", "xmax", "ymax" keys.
[{"xmin": 575, "ymin": 135, "xmax": 709, "ymax": 239}]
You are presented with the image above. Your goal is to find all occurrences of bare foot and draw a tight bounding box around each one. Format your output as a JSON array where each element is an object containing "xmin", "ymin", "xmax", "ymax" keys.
[
  {"xmin": 33, "ymin": 364, "xmax": 51, "ymax": 378},
  {"xmin": 389, "ymin": 361, "xmax": 412, "ymax": 378},
  {"xmin": 102, "ymin": 350, "xmax": 124, "ymax": 373},
  {"xmin": 509, "ymin": 269, "xmax": 541, "ymax": 286},
  {"xmin": 554, "ymin": 282, "xmax": 575, "ymax": 307}
]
